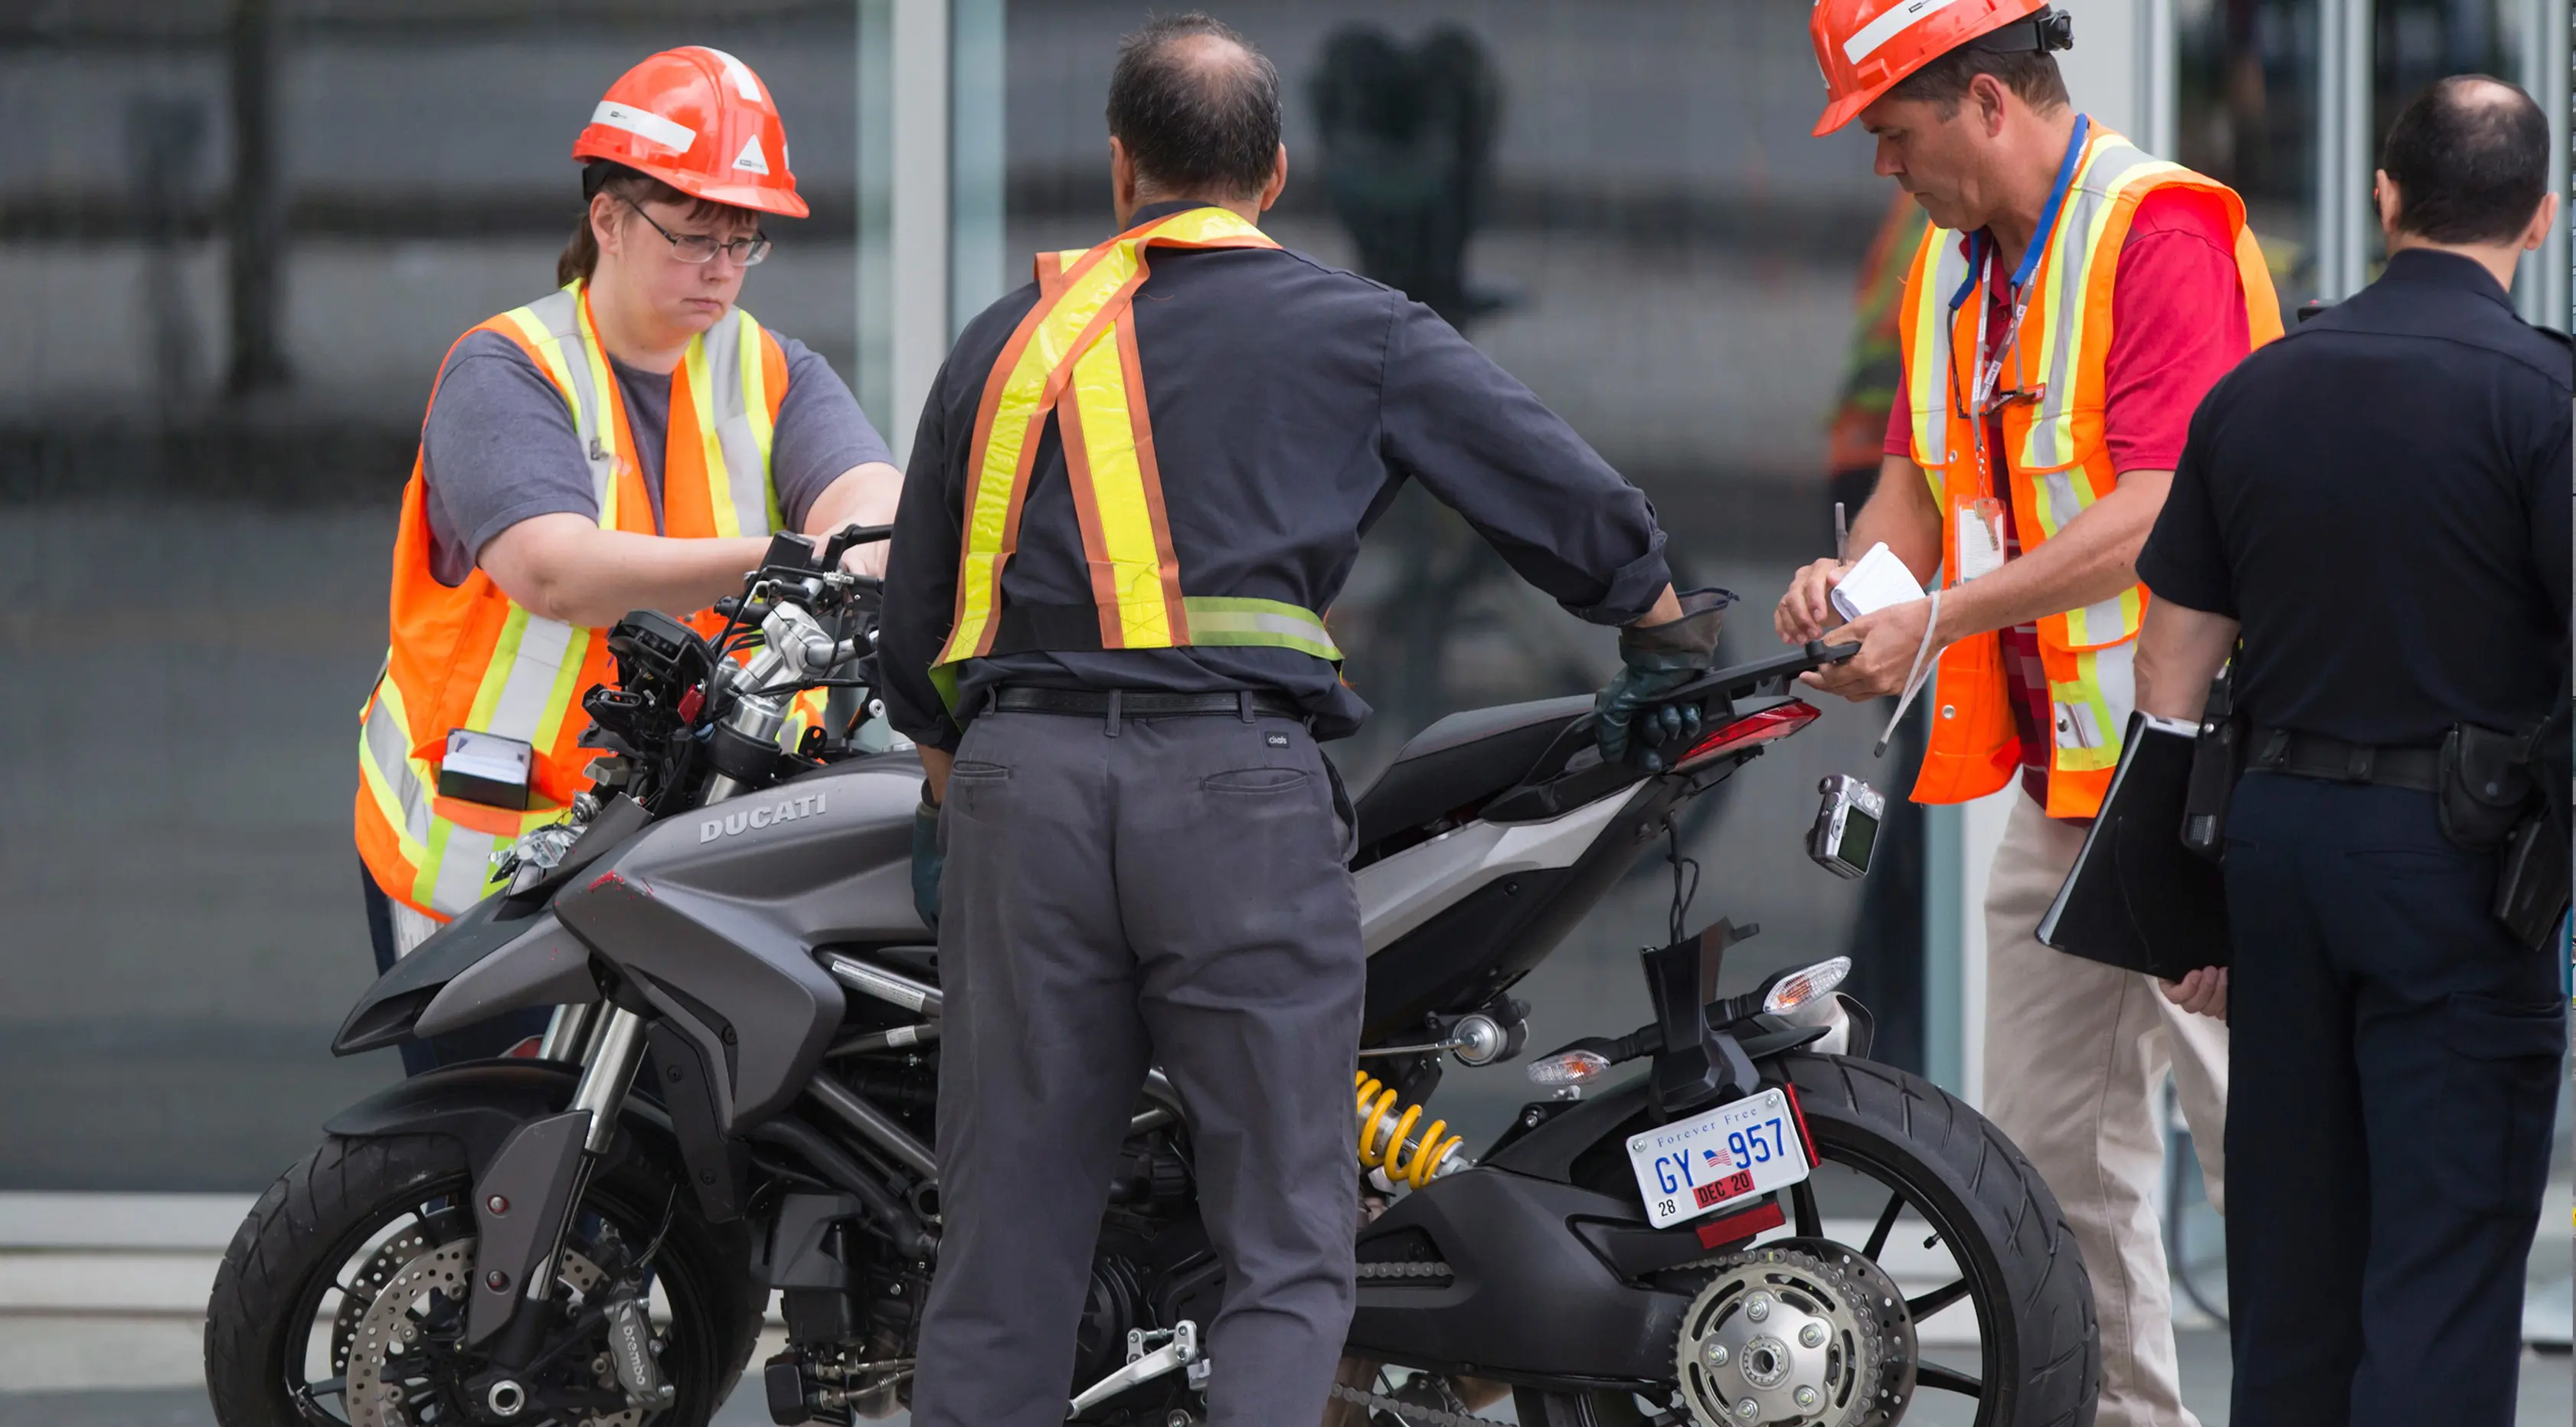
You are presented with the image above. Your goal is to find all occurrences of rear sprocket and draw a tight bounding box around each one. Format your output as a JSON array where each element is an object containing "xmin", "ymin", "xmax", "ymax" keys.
[{"xmin": 1675, "ymin": 1243, "xmax": 1917, "ymax": 1427}]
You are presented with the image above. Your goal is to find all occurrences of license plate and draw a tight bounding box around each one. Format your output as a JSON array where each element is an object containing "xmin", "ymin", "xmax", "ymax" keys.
[{"xmin": 1626, "ymin": 1087, "xmax": 1811, "ymax": 1229}]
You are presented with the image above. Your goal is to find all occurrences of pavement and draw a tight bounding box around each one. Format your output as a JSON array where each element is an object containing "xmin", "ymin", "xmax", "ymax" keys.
[{"xmin": 1, "ymin": 1187, "xmax": 2565, "ymax": 1426}]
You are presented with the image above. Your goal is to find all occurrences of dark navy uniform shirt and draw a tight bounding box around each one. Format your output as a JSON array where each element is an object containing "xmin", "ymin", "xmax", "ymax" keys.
[
  {"xmin": 2139, "ymin": 248, "xmax": 2571, "ymax": 746},
  {"xmin": 875, "ymin": 201, "xmax": 1672, "ymax": 750}
]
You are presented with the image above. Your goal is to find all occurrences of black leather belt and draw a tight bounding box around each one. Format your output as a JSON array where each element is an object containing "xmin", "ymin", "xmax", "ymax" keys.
[
  {"xmin": 991, "ymin": 685, "xmax": 1306, "ymax": 722},
  {"xmin": 2247, "ymin": 727, "xmax": 2439, "ymax": 792}
]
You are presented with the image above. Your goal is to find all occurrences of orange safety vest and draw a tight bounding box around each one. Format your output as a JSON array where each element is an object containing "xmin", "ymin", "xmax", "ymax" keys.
[
  {"xmin": 931, "ymin": 205, "xmax": 1341, "ymax": 701},
  {"xmin": 356, "ymin": 281, "xmax": 818, "ymax": 919},
  {"xmin": 1900, "ymin": 124, "xmax": 2283, "ymax": 819}
]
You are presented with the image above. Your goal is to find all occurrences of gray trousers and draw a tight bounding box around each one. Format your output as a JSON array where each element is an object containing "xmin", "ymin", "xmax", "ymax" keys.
[{"xmin": 910, "ymin": 707, "xmax": 1365, "ymax": 1427}]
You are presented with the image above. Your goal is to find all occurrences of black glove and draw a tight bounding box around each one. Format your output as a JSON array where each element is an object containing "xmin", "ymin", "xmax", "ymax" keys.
[
  {"xmin": 1596, "ymin": 588, "xmax": 1734, "ymax": 770},
  {"xmin": 910, "ymin": 788, "xmax": 943, "ymax": 932}
]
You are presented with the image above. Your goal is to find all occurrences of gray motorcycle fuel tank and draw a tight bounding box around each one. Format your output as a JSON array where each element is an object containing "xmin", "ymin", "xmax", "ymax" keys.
[{"xmin": 551, "ymin": 754, "xmax": 927, "ymax": 1133}]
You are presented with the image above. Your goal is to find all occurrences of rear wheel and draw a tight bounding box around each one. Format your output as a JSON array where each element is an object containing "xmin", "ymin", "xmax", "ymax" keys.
[
  {"xmin": 204, "ymin": 1132, "xmax": 763, "ymax": 1426},
  {"xmin": 1766, "ymin": 1052, "xmax": 2098, "ymax": 1427}
]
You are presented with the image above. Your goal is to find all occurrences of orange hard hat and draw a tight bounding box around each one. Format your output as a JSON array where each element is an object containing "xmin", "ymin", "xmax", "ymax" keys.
[
  {"xmin": 1809, "ymin": 0, "xmax": 2071, "ymax": 137},
  {"xmin": 574, "ymin": 47, "xmax": 807, "ymax": 219}
]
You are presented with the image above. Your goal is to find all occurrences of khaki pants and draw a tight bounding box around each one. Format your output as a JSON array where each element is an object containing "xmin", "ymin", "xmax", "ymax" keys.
[{"xmin": 1983, "ymin": 794, "xmax": 2228, "ymax": 1427}]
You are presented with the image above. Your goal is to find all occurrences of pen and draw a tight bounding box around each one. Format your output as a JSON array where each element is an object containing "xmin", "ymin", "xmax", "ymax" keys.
[{"xmin": 1833, "ymin": 501, "xmax": 1849, "ymax": 563}]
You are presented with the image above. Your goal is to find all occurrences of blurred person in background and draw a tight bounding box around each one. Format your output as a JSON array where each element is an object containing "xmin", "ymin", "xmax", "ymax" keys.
[
  {"xmin": 2133, "ymin": 76, "xmax": 2568, "ymax": 1427},
  {"xmin": 354, "ymin": 47, "xmax": 901, "ymax": 1073},
  {"xmin": 1783, "ymin": 4, "xmax": 2282, "ymax": 1423}
]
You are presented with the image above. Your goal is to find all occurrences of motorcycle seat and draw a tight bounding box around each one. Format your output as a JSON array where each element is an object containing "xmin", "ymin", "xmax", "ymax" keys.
[{"xmin": 1350, "ymin": 695, "xmax": 1592, "ymax": 851}]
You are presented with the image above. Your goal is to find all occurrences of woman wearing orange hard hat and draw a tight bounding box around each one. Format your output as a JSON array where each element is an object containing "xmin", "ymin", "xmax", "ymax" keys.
[{"xmin": 354, "ymin": 47, "xmax": 902, "ymax": 1069}]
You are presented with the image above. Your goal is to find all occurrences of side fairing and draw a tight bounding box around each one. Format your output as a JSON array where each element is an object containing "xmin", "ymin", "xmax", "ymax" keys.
[{"xmin": 557, "ymin": 756, "xmax": 925, "ymax": 1132}]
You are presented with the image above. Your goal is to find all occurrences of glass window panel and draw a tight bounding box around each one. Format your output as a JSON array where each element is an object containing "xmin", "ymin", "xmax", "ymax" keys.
[
  {"xmin": 1002, "ymin": 1, "xmax": 1922, "ymax": 1106},
  {"xmin": 0, "ymin": 2, "xmax": 859, "ymax": 1190},
  {"xmin": 2176, "ymin": 0, "xmax": 2323, "ymax": 316}
]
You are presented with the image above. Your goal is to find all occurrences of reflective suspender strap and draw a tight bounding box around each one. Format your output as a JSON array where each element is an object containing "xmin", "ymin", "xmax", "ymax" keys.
[
  {"xmin": 939, "ymin": 207, "xmax": 1299, "ymax": 667},
  {"xmin": 1178, "ymin": 596, "xmax": 1342, "ymax": 661},
  {"xmin": 1060, "ymin": 313, "xmax": 1186, "ymax": 647}
]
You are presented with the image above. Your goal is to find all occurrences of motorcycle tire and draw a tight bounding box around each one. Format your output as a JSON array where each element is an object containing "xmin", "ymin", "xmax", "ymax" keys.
[
  {"xmin": 204, "ymin": 1131, "xmax": 765, "ymax": 1427},
  {"xmin": 1782, "ymin": 1052, "xmax": 2100, "ymax": 1427}
]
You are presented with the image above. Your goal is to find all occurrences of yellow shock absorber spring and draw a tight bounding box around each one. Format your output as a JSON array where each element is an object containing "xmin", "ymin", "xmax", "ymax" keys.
[{"xmin": 1353, "ymin": 1071, "xmax": 1465, "ymax": 1190}]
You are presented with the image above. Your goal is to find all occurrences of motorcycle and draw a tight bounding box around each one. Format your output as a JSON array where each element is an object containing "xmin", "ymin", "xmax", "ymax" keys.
[{"xmin": 205, "ymin": 527, "xmax": 2097, "ymax": 1427}]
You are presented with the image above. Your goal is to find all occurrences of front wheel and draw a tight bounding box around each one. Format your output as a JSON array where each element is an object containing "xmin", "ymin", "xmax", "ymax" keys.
[{"xmin": 204, "ymin": 1132, "xmax": 763, "ymax": 1426}]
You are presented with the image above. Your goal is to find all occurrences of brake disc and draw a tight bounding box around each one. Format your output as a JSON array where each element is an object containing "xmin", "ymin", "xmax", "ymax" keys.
[
  {"xmin": 333, "ymin": 1225, "xmax": 439, "ymax": 1376},
  {"xmin": 1675, "ymin": 1243, "xmax": 1917, "ymax": 1427},
  {"xmin": 343, "ymin": 1239, "xmax": 640, "ymax": 1427}
]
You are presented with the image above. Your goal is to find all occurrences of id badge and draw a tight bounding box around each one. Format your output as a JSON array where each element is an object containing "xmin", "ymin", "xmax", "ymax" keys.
[{"xmin": 1955, "ymin": 497, "xmax": 2006, "ymax": 583}]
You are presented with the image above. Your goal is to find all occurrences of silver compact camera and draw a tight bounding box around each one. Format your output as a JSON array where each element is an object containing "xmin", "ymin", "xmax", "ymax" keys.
[{"xmin": 1808, "ymin": 774, "xmax": 1885, "ymax": 880}]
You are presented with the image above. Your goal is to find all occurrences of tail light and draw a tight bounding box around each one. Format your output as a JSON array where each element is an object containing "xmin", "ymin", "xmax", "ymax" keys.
[{"xmin": 1673, "ymin": 700, "xmax": 1821, "ymax": 771}]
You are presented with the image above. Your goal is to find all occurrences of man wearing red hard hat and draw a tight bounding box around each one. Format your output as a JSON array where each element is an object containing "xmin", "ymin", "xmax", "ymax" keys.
[
  {"xmin": 354, "ymin": 48, "xmax": 901, "ymax": 1063},
  {"xmin": 1778, "ymin": 5, "xmax": 2283, "ymax": 1424}
]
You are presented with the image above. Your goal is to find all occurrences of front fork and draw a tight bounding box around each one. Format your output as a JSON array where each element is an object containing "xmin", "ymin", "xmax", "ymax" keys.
[{"xmin": 466, "ymin": 1004, "xmax": 651, "ymax": 1360}]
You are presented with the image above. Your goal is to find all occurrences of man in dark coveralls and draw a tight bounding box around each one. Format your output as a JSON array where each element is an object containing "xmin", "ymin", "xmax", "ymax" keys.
[
  {"xmin": 2131, "ymin": 76, "xmax": 2569, "ymax": 1427},
  {"xmin": 872, "ymin": 15, "xmax": 1717, "ymax": 1425}
]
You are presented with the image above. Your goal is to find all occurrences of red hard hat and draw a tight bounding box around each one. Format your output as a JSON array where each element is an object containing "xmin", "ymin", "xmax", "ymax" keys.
[
  {"xmin": 1809, "ymin": 0, "xmax": 2062, "ymax": 137},
  {"xmin": 574, "ymin": 47, "xmax": 807, "ymax": 219}
]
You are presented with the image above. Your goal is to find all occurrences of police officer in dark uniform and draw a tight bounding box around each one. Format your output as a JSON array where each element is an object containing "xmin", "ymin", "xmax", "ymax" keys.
[
  {"xmin": 872, "ymin": 15, "xmax": 1714, "ymax": 1426},
  {"xmin": 2130, "ymin": 75, "xmax": 2569, "ymax": 1427}
]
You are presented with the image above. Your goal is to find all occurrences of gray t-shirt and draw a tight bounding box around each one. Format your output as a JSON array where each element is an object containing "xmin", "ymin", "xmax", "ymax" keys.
[{"xmin": 420, "ymin": 328, "xmax": 894, "ymax": 585}]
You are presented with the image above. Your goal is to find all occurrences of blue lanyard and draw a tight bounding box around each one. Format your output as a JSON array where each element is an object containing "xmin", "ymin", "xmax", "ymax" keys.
[{"xmin": 1948, "ymin": 114, "xmax": 2090, "ymax": 315}]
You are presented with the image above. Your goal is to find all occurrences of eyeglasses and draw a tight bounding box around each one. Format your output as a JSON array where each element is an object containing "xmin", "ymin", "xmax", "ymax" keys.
[{"xmin": 620, "ymin": 196, "xmax": 770, "ymax": 266}]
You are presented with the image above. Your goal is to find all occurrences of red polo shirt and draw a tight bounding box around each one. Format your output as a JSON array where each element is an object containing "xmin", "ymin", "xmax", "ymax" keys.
[{"xmin": 1883, "ymin": 188, "xmax": 2256, "ymax": 806}]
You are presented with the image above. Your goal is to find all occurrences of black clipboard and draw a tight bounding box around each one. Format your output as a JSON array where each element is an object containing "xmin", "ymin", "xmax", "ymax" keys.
[{"xmin": 2035, "ymin": 711, "xmax": 2231, "ymax": 979}]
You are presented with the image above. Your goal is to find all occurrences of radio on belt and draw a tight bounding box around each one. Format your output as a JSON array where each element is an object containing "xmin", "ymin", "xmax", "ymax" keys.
[
  {"xmin": 1808, "ymin": 774, "xmax": 1884, "ymax": 880},
  {"xmin": 438, "ymin": 729, "xmax": 537, "ymax": 810}
]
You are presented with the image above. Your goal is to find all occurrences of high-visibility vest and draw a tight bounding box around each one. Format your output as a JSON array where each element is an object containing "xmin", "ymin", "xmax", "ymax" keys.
[
  {"xmin": 356, "ymin": 281, "xmax": 819, "ymax": 919},
  {"xmin": 1900, "ymin": 126, "xmax": 2283, "ymax": 819},
  {"xmin": 932, "ymin": 206, "xmax": 1342, "ymax": 698}
]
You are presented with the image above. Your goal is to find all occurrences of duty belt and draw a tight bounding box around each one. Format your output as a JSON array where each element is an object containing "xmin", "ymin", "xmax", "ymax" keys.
[
  {"xmin": 990, "ymin": 685, "xmax": 1306, "ymax": 727},
  {"xmin": 2247, "ymin": 728, "xmax": 2440, "ymax": 793}
]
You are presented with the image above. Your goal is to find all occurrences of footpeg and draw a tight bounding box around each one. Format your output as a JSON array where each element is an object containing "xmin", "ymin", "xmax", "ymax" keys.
[{"xmin": 1067, "ymin": 1320, "xmax": 1205, "ymax": 1416}]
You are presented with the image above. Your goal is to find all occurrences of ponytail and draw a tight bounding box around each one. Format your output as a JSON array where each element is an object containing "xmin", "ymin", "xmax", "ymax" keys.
[{"xmin": 556, "ymin": 210, "xmax": 600, "ymax": 287}]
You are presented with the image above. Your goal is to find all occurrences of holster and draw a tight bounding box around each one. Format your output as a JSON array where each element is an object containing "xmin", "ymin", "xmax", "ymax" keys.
[
  {"xmin": 2180, "ymin": 663, "xmax": 2244, "ymax": 864},
  {"xmin": 2435, "ymin": 723, "xmax": 2533, "ymax": 849},
  {"xmin": 2483, "ymin": 672, "xmax": 2571, "ymax": 950},
  {"xmin": 2493, "ymin": 810, "xmax": 2568, "ymax": 951}
]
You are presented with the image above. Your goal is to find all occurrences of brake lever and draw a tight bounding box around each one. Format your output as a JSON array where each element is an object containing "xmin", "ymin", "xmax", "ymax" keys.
[{"xmin": 819, "ymin": 522, "xmax": 895, "ymax": 570}]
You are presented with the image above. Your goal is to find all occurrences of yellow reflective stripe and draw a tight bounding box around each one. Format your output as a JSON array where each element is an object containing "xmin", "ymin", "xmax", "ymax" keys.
[
  {"xmin": 529, "ymin": 624, "xmax": 593, "ymax": 754},
  {"xmin": 496, "ymin": 306, "xmax": 578, "ymax": 400},
  {"xmin": 682, "ymin": 335, "xmax": 742, "ymax": 538},
  {"xmin": 422, "ymin": 818, "xmax": 505, "ymax": 916},
  {"xmin": 569, "ymin": 288, "xmax": 624, "ymax": 527},
  {"xmin": 738, "ymin": 311, "xmax": 782, "ymax": 530},
  {"xmin": 1066, "ymin": 323, "xmax": 1173, "ymax": 646},
  {"xmin": 1179, "ymin": 596, "xmax": 1341, "ymax": 661},
  {"xmin": 2046, "ymin": 644, "xmax": 2134, "ymax": 773},
  {"xmin": 1907, "ymin": 227, "xmax": 1963, "ymax": 483},
  {"xmin": 2020, "ymin": 142, "xmax": 2179, "ymax": 470},
  {"xmin": 358, "ymin": 685, "xmax": 433, "ymax": 866},
  {"xmin": 939, "ymin": 244, "xmax": 1149, "ymax": 664},
  {"xmin": 502, "ymin": 289, "xmax": 623, "ymax": 524},
  {"xmin": 741, "ymin": 310, "xmax": 773, "ymax": 448},
  {"xmin": 2063, "ymin": 584, "xmax": 2143, "ymax": 648}
]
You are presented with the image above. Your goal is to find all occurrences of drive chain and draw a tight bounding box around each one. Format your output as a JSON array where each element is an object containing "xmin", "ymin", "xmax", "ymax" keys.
[{"xmin": 1326, "ymin": 1381, "xmax": 1515, "ymax": 1427}]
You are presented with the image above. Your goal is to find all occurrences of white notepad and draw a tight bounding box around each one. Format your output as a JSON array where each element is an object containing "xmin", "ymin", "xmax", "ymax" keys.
[{"xmin": 1829, "ymin": 542, "xmax": 1927, "ymax": 623}]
